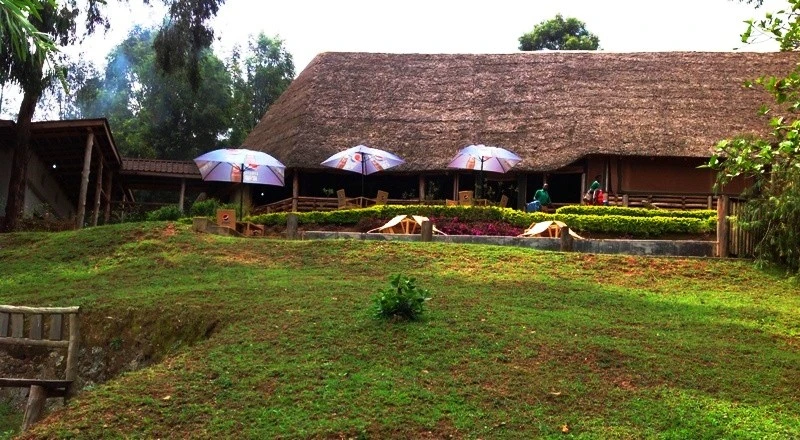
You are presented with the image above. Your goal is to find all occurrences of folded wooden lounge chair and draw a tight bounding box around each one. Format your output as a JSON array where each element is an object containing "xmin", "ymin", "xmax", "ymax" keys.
[
  {"xmin": 517, "ymin": 220, "xmax": 583, "ymax": 239},
  {"xmin": 367, "ymin": 215, "xmax": 446, "ymax": 235}
]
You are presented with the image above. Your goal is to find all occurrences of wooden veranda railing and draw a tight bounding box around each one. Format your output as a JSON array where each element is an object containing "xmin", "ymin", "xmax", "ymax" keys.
[{"xmin": 251, "ymin": 197, "xmax": 451, "ymax": 214}]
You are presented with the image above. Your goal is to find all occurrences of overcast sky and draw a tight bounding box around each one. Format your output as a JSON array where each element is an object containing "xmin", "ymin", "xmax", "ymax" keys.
[
  {"xmin": 0, "ymin": 0, "xmax": 788, "ymax": 119},
  {"xmin": 84, "ymin": 0, "xmax": 784, "ymax": 73}
]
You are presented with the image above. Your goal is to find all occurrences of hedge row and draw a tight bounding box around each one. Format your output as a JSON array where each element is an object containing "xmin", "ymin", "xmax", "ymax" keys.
[
  {"xmin": 555, "ymin": 205, "xmax": 715, "ymax": 220},
  {"xmin": 247, "ymin": 205, "xmax": 715, "ymax": 237}
]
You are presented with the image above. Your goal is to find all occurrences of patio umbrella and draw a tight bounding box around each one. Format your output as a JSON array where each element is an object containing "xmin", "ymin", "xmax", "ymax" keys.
[
  {"xmin": 447, "ymin": 144, "xmax": 522, "ymax": 198},
  {"xmin": 320, "ymin": 144, "xmax": 405, "ymax": 196},
  {"xmin": 194, "ymin": 148, "xmax": 285, "ymax": 216}
]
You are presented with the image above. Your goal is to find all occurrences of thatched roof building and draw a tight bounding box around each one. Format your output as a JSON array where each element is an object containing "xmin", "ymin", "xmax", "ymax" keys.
[{"xmin": 245, "ymin": 51, "xmax": 797, "ymax": 173}]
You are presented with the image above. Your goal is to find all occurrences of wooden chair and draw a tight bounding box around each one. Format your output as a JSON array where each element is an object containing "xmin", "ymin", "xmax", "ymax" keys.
[
  {"xmin": 458, "ymin": 191, "xmax": 473, "ymax": 206},
  {"xmin": 373, "ymin": 190, "xmax": 389, "ymax": 206},
  {"xmin": 446, "ymin": 199, "xmax": 458, "ymax": 206},
  {"xmin": 499, "ymin": 195, "xmax": 509, "ymax": 208},
  {"xmin": 0, "ymin": 305, "xmax": 80, "ymax": 431},
  {"xmin": 337, "ymin": 189, "xmax": 359, "ymax": 209}
]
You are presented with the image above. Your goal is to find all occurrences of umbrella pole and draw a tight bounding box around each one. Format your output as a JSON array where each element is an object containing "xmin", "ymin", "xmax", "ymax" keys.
[
  {"xmin": 361, "ymin": 154, "xmax": 366, "ymax": 197},
  {"xmin": 239, "ymin": 163, "xmax": 244, "ymax": 219}
]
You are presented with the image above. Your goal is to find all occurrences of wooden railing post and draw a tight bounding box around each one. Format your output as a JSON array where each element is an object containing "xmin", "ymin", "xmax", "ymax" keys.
[
  {"xmin": 286, "ymin": 213, "xmax": 299, "ymax": 240},
  {"xmin": 717, "ymin": 195, "xmax": 729, "ymax": 258},
  {"xmin": 560, "ymin": 227, "xmax": 574, "ymax": 252},
  {"xmin": 421, "ymin": 221, "xmax": 433, "ymax": 242}
]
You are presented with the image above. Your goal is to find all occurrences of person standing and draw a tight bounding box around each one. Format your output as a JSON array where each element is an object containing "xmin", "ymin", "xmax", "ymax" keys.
[
  {"xmin": 526, "ymin": 183, "xmax": 551, "ymax": 212},
  {"xmin": 586, "ymin": 175, "xmax": 601, "ymax": 204}
]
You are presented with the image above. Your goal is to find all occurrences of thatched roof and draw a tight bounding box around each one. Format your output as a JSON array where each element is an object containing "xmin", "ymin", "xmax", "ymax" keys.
[{"xmin": 244, "ymin": 52, "xmax": 798, "ymax": 172}]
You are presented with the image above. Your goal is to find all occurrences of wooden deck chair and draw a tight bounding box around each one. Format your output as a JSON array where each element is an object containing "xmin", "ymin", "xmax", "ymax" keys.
[
  {"xmin": 458, "ymin": 191, "xmax": 473, "ymax": 206},
  {"xmin": 499, "ymin": 195, "xmax": 509, "ymax": 208},
  {"xmin": 337, "ymin": 189, "xmax": 359, "ymax": 209},
  {"xmin": 374, "ymin": 190, "xmax": 389, "ymax": 206}
]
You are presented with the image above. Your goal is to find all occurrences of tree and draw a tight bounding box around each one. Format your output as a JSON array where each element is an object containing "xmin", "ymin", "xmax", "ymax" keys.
[
  {"xmin": 0, "ymin": 0, "xmax": 58, "ymax": 62},
  {"xmin": 1, "ymin": 0, "xmax": 225, "ymax": 232},
  {"xmin": 708, "ymin": 0, "xmax": 800, "ymax": 273},
  {"xmin": 70, "ymin": 27, "xmax": 235, "ymax": 160},
  {"xmin": 229, "ymin": 33, "xmax": 294, "ymax": 146},
  {"xmin": 518, "ymin": 14, "xmax": 600, "ymax": 51}
]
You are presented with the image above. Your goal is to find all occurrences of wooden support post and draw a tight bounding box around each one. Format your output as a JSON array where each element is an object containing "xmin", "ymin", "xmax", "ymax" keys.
[
  {"xmin": 21, "ymin": 385, "xmax": 47, "ymax": 431},
  {"xmin": 103, "ymin": 170, "xmax": 113, "ymax": 224},
  {"xmin": 75, "ymin": 131, "xmax": 95, "ymax": 229},
  {"xmin": 560, "ymin": 227, "xmax": 574, "ymax": 252},
  {"xmin": 622, "ymin": 194, "xmax": 629, "ymax": 207},
  {"xmin": 292, "ymin": 171, "xmax": 299, "ymax": 212},
  {"xmin": 65, "ymin": 312, "xmax": 80, "ymax": 399},
  {"xmin": 178, "ymin": 178, "xmax": 186, "ymax": 214},
  {"xmin": 707, "ymin": 195, "xmax": 713, "ymax": 210},
  {"xmin": 418, "ymin": 175, "xmax": 425, "ymax": 201},
  {"xmin": 516, "ymin": 174, "xmax": 528, "ymax": 211},
  {"xmin": 286, "ymin": 213, "xmax": 299, "ymax": 240},
  {"xmin": 420, "ymin": 221, "xmax": 433, "ymax": 242},
  {"xmin": 452, "ymin": 173, "xmax": 460, "ymax": 200},
  {"xmin": 92, "ymin": 155, "xmax": 104, "ymax": 227},
  {"xmin": 717, "ymin": 195, "xmax": 729, "ymax": 258}
]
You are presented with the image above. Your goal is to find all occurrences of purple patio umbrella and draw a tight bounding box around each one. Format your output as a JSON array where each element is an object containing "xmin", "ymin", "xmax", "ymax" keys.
[
  {"xmin": 448, "ymin": 144, "xmax": 522, "ymax": 198},
  {"xmin": 194, "ymin": 148, "xmax": 285, "ymax": 215},
  {"xmin": 320, "ymin": 144, "xmax": 405, "ymax": 196}
]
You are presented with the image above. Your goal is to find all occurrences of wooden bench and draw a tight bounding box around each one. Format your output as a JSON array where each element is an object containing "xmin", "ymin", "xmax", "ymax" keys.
[{"xmin": 0, "ymin": 305, "xmax": 80, "ymax": 431}]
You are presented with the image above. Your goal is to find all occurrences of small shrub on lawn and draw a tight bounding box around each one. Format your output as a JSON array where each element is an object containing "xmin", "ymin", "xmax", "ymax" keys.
[
  {"xmin": 146, "ymin": 205, "xmax": 183, "ymax": 221},
  {"xmin": 373, "ymin": 274, "xmax": 431, "ymax": 321},
  {"xmin": 190, "ymin": 199, "xmax": 220, "ymax": 217}
]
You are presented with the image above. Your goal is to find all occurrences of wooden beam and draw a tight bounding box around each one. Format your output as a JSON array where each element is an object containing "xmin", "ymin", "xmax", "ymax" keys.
[
  {"xmin": 292, "ymin": 171, "xmax": 299, "ymax": 212},
  {"xmin": 717, "ymin": 195, "xmax": 729, "ymax": 258},
  {"xmin": 103, "ymin": 170, "xmax": 113, "ymax": 224},
  {"xmin": 516, "ymin": 174, "xmax": 528, "ymax": 211},
  {"xmin": 0, "ymin": 305, "xmax": 80, "ymax": 314},
  {"xmin": 418, "ymin": 175, "xmax": 425, "ymax": 201},
  {"xmin": 75, "ymin": 131, "xmax": 95, "ymax": 229},
  {"xmin": 92, "ymin": 153, "xmax": 104, "ymax": 227},
  {"xmin": 21, "ymin": 385, "xmax": 47, "ymax": 432},
  {"xmin": 178, "ymin": 178, "xmax": 186, "ymax": 214},
  {"xmin": 0, "ymin": 337, "xmax": 70, "ymax": 348}
]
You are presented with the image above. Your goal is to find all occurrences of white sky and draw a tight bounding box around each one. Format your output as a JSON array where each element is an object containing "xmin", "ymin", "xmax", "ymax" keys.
[
  {"xmin": 0, "ymin": 0, "xmax": 788, "ymax": 119},
  {"xmin": 89, "ymin": 0, "xmax": 785, "ymax": 73}
]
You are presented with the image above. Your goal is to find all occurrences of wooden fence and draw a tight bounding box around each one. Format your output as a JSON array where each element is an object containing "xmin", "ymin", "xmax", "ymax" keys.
[{"xmin": 717, "ymin": 195, "xmax": 757, "ymax": 258}]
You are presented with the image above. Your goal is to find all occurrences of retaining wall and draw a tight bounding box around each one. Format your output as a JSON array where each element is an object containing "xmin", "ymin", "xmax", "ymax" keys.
[{"xmin": 302, "ymin": 231, "xmax": 715, "ymax": 257}]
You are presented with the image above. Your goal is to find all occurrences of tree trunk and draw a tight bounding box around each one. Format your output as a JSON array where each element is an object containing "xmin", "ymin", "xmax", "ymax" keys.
[{"xmin": 2, "ymin": 91, "xmax": 40, "ymax": 232}]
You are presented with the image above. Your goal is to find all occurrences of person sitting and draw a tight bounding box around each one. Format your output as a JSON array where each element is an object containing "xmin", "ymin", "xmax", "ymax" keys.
[{"xmin": 526, "ymin": 183, "xmax": 551, "ymax": 212}]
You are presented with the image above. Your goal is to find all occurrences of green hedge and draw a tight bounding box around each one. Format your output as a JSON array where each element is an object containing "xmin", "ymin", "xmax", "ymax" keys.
[
  {"xmin": 553, "ymin": 214, "xmax": 715, "ymax": 236},
  {"xmin": 555, "ymin": 205, "xmax": 715, "ymax": 220},
  {"xmin": 247, "ymin": 205, "xmax": 715, "ymax": 237}
]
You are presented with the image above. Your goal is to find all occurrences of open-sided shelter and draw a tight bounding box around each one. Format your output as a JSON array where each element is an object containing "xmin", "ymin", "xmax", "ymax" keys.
[{"xmin": 243, "ymin": 51, "xmax": 797, "ymax": 209}]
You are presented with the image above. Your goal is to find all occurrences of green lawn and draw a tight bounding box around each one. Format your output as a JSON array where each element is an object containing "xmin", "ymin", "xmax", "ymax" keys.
[{"xmin": 1, "ymin": 222, "xmax": 798, "ymax": 439}]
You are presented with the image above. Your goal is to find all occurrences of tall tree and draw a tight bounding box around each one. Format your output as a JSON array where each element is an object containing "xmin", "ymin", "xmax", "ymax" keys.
[
  {"xmin": 1, "ymin": 0, "xmax": 226, "ymax": 232},
  {"xmin": 229, "ymin": 33, "xmax": 294, "ymax": 146},
  {"xmin": 72, "ymin": 27, "xmax": 235, "ymax": 160},
  {"xmin": 709, "ymin": 0, "xmax": 800, "ymax": 273},
  {"xmin": 518, "ymin": 14, "xmax": 600, "ymax": 51}
]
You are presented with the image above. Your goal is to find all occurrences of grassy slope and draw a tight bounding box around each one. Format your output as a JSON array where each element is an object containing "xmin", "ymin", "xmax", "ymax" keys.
[{"xmin": 0, "ymin": 222, "xmax": 798, "ymax": 439}]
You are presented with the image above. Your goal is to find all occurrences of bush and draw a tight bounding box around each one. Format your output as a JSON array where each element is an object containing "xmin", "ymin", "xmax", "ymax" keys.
[
  {"xmin": 246, "ymin": 205, "xmax": 715, "ymax": 237},
  {"xmin": 373, "ymin": 274, "xmax": 431, "ymax": 321},
  {"xmin": 556, "ymin": 205, "xmax": 715, "ymax": 220},
  {"xmin": 146, "ymin": 205, "xmax": 183, "ymax": 221},
  {"xmin": 190, "ymin": 199, "xmax": 221, "ymax": 217}
]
